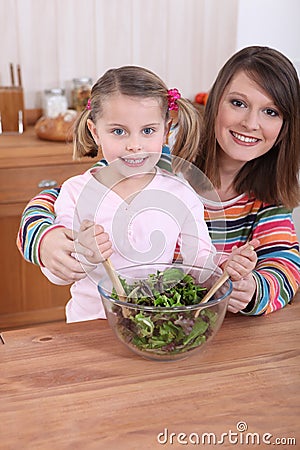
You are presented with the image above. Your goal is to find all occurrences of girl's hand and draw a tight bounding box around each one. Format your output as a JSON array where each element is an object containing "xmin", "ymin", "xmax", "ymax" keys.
[
  {"xmin": 76, "ymin": 219, "xmax": 113, "ymax": 265},
  {"xmin": 40, "ymin": 227, "xmax": 92, "ymax": 282},
  {"xmin": 227, "ymin": 273, "xmax": 257, "ymax": 313},
  {"xmin": 224, "ymin": 239, "xmax": 260, "ymax": 281}
]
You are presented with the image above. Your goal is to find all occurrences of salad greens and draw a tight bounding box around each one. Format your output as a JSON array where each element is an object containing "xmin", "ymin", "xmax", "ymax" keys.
[{"xmin": 110, "ymin": 267, "xmax": 219, "ymax": 357}]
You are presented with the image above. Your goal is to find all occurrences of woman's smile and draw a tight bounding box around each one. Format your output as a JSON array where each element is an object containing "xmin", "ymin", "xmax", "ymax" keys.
[{"xmin": 230, "ymin": 130, "xmax": 261, "ymax": 145}]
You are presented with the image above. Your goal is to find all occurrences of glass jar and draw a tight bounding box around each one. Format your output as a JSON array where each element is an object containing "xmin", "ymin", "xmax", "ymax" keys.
[
  {"xmin": 72, "ymin": 77, "xmax": 93, "ymax": 111},
  {"xmin": 43, "ymin": 88, "xmax": 68, "ymax": 118}
]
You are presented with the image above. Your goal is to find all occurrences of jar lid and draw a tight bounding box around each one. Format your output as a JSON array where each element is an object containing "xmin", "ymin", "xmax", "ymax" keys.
[
  {"xmin": 73, "ymin": 77, "xmax": 93, "ymax": 84},
  {"xmin": 44, "ymin": 88, "xmax": 65, "ymax": 95}
]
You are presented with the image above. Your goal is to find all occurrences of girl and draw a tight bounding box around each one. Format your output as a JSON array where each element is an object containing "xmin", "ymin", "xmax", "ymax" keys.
[{"xmin": 38, "ymin": 66, "xmax": 256, "ymax": 322}]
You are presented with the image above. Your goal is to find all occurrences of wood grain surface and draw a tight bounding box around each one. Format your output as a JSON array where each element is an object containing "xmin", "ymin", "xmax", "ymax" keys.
[{"xmin": 1, "ymin": 292, "xmax": 299, "ymax": 450}]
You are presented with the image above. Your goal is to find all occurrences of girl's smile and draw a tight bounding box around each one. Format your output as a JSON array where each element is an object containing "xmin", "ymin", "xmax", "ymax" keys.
[{"xmin": 121, "ymin": 155, "xmax": 149, "ymax": 168}]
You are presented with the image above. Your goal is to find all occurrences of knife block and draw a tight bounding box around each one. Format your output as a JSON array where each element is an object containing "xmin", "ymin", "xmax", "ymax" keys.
[{"xmin": 0, "ymin": 87, "xmax": 25, "ymax": 133}]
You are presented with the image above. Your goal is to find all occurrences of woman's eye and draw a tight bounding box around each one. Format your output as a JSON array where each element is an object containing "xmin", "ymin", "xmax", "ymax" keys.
[
  {"xmin": 113, "ymin": 128, "xmax": 125, "ymax": 136},
  {"xmin": 231, "ymin": 99, "xmax": 245, "ymax": 108},
  {"xmin": 143, "ymin": 127, "xmax": 154, "ymax": 135},
  {"xmin": 264, "ymin": 108, "xmax": 279, "ymax": 117}
]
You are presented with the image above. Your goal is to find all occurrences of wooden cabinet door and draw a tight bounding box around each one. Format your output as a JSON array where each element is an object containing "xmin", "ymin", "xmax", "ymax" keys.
[
  {"xmin": 0, "ymin": 214, "xmax": 70, "ymax": 329},
  {"xmin": 0, "ymin": 129, "xmax": 96, "ymax": 329}
]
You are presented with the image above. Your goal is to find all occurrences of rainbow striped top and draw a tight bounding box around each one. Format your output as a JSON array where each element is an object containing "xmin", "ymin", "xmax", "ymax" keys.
[{"xmin": 203, "ymin": 193, "xmax": 300, "ymax": 315}]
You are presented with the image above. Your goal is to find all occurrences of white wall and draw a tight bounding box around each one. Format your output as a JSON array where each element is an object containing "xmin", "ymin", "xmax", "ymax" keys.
[
  {"xmin": 0, "ymin": 0, "xmax": 239, "ymax": 109},
  {"xmin": 2, "ymin": 0, "xmax": 298, "ymax": 107},
  {"xmin": 293, "ymin": 208, "xmax": 300, "ymax": 241},
  {"xmin": 236, "ymin": 0, "xmax": 300, "ymax": 70},
  {"xmin": 236, "ymin": 0, "xmax": 300, "ymax": 240}
]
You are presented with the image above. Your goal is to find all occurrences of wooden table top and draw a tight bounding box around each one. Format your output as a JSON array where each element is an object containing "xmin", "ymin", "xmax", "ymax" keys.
[{"xmin": 1, "ymin": 294, "xmax": 299, "ymax": 450}]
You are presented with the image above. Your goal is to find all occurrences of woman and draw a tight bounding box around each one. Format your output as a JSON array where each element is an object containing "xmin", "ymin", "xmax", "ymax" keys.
[
  {"xmin": 179, "ymin": 45, "xmax": 300, "ymax": 314},
  {"xmin": 17, "ymin": 46, "xmax": 300, "ymax": 315}
]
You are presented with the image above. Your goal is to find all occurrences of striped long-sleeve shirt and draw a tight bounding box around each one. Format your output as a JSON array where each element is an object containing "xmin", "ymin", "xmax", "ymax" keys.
[
  {"xmin": 16, "ymin": 160, "xmax": 300, "ymax": 316},
  {"xmin": 203, "ymin": 194, "xmax": 300, "ymax": 315}
]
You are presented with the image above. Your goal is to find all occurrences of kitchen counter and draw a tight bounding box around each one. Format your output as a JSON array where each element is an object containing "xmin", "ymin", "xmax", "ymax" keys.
[
  {"xmin": 0, "ymin": 126, "xmax": 76, "ymax": 168},
  {"xmin": 1, "ymin": 293, "xmax": 299, "ymax": 449}
]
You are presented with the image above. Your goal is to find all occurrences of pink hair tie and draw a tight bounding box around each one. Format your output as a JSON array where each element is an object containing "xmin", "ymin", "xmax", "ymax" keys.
[
  {"xmin": 168, "ymin": 88, "xmax": 181, "ymax": 111},
  {"xmin": 86, "ymin": 98, "xmax": 91, "ymax": 110}
]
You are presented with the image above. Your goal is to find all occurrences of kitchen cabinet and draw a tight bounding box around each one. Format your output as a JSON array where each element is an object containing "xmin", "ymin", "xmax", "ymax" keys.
[{"xmin": 0, "ymin": 127, "xmax": 95, "ymax": 329}]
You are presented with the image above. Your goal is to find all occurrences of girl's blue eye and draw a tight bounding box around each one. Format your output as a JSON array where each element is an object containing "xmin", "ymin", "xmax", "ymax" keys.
[
  {"xmin": 113, "ymin": 129, "xmax": 124, "ymax": 136},
  {"xmin": 143, "ymin": 128, "xmax": 154, "ymax": 135},
  {"xmin": 264, "ymin": 108, "xmax": 279, "ymax": 117}
]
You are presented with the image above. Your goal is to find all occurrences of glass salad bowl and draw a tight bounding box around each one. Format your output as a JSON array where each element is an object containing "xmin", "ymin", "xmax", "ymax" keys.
[{"xmin": 98, "ymin": 263, "xmax": 232, "ymax": 361}]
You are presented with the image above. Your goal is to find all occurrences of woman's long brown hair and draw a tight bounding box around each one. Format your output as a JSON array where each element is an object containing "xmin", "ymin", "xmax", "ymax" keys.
[{"xmin": 194, "ymin": 46, "xmax": 300, "ymax": 209}]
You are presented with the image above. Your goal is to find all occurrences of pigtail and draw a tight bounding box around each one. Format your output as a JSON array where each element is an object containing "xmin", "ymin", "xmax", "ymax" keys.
[
  {"xmin": 171, "ymin": 98, "xmax": 202, "ymax": 173},
  {"xmin": 72, "ymin": 108, "xmax": 99, "ymax": 160}
]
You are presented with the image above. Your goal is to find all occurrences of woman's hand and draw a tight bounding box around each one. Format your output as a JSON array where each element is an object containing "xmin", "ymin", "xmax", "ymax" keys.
[
  {"xmin": 227, "ymin": 273, "xmax": 257, "ymax": 313},
  {"xmin": 40, "ymin": 227, "xmax": 93, "ymax": 282},
  {"xmin": 224, "ymin": 239, "xmax": 260, "ymax": 281},
  {"xmin": 222, "ymin": 239, "xmax": 260, "ymax": 313}
]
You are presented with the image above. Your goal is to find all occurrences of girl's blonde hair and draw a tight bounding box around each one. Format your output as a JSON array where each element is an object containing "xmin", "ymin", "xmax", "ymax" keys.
[{"xmin": 73, "ymin": 65, "xmax": 202, "ymax": 166}]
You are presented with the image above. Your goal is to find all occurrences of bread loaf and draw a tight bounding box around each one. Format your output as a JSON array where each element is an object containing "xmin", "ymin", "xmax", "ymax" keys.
[{"xmin": 35, "ymin": 110, "xmax": 78, "ymax": 142}]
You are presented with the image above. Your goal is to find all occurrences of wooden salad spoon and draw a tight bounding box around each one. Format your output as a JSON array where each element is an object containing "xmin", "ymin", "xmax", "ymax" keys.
[
  {"xmin": 194, "ymin": 271, "xmax": 229, "ymax": 318},
  {"xmin": 195, "ymin": 242, "xmax": 256, "ymax": 317},
  {"xmin": 102, "ymin": 258, "xmax": 131, "ymax": 317},
  {"xmin": 102, "ymin": 258, "xmax": 127, "ymax": 301}
]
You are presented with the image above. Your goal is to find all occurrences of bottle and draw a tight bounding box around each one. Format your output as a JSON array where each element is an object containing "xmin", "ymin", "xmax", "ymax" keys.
[
  {"xmin": 43, "ymin": 88, "xmax": 68, "ymax": 118},
  {"xmin": 72, "ymin": 77, "xmax": 93, "ymax": 111}
]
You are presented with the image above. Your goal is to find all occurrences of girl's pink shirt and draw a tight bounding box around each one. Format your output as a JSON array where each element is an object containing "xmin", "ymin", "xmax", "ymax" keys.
[{"xmin": 42, "ymin": 167, "xmax": 217, "ymax": 322}]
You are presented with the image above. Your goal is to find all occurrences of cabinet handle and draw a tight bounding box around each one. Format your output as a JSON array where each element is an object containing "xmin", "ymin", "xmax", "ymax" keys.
[{"xmin": 38, "ymin": 179, "xmax": 58, "ymax": 188}]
